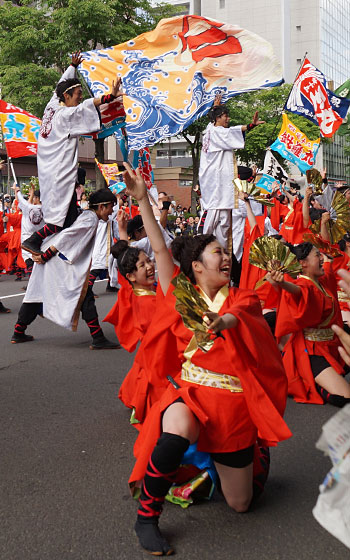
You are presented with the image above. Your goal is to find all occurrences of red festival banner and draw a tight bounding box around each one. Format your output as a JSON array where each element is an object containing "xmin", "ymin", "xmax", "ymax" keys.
[{"xmin": 0, "ymin": 100, "xmax": 41, "ymax": 158}]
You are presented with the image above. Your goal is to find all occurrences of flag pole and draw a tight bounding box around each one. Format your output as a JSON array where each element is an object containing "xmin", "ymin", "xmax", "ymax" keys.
[
  {"xmin": 266, "ymin": 52, "xmax": 308, "ymax": 151},
  {"xmin": 8, "ymin": 157, "xmax": 18, "ymax": 186},
  {"xmin": 283, "ymin": 51, "xmax": 308, "ymax": 111}
]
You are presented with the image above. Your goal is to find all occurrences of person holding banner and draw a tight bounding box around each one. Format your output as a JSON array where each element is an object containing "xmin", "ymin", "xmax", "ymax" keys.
[
  {"xmin": 22, "ymin": 52, "xmax": 123, "ymax": 256},
  {"xmin": 199, "ymin": 99, "xmax": 264, "ymax": 250}
]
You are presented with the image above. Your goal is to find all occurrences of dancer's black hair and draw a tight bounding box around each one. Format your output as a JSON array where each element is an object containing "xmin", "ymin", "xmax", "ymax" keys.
[
  {"xmin": 290, "ymin": 242, "xmax": 314, "ymax": 261},
  {"xmin": 171, "ymin": 234, "xmax": 216, "ymax": 284},
  {"xmin": 208, "ymin": 105, "xmax": 229, "ymax": 123},
  {"xmin": 56, "ymin": 78, "xmax": 82, "ymax": 103},
  {"xmin": 111, "ymin": 240, "xmax": 140, "ymax": 282}
]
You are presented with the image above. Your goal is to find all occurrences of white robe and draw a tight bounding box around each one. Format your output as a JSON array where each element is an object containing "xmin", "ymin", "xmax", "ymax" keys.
[
  {"xmin": 199, "ymin": 123, "xmax": 245, "ymax": 210},
  {"xmin": 24, "ymin": 211, "xmax": 98, "ymax": 330},
  {"xmin": 130, "ymin": 223, "xmax": 173, "ymax": 260},
  {"xmin": 91, "ymin": 214, "xmax": 119, "ymax": 270},
  {"xmin": 38, "ymin": 66, "xmax": 101, "ymax": 226},
  {"xmin": 231, "ymin": 199, "xmax": 264, "ymax": 261},
  {"xmin": 17, "ymin": 191, "xmax": 44, "ymax": 261}
]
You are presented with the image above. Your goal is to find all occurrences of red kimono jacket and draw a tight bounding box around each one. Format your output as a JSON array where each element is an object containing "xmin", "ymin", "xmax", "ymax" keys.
[
  {"xmin": 103, "ymin": 274, "xmax": 156, "ymax": 353},
  {"xmin": 330, "ymin": 251, "xmax": 350, "ymax": 312},
  {"xmin": 279, "ymin": 199, "xmax": 309, "ymax": 244},
  {"xmin": 7, "ymin": 211, "xmax": 26, "ymax": 269},
  {"xmin": 240, "ymin": 223, "xmax": 280, "ymax": 309},
  {"xmin": 129, "ymin": 282, "xmax": 292, "ymax": 485},
  {"xmin": 275, "ymin": 264, "xmax": 344, "ymax": 404}
]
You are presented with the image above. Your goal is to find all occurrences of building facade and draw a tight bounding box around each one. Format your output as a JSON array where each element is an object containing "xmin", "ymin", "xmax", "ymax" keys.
[{"xmin": 164, "ymin": 0, "xmax": 350, "ymax": 182}]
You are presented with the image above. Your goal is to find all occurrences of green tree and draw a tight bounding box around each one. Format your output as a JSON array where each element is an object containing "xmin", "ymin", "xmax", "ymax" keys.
[
  {"xmin": 228, "ymin": 84, "xmax": 322, "ymax": 167},
  {"xmin": 0, "ymin": 0, "xmax": 176, "ymax": 185},
  {"xmin": 178, "ymin": 83, "xmax": 323, "ymax": 210}
]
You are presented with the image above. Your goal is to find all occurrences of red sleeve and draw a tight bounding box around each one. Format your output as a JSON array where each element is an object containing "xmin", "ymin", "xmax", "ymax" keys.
[
  {"xmin": 239, "ymin": 223, "xmax": 265, "ymax": 290},
  {"xmin": 275, "ymin": 280, "xmax": 325, "ymax": 337}
]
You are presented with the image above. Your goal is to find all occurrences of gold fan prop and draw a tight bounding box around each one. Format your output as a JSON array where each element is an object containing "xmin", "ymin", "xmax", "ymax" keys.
[
  {"xmin": 310, "ymin": 190, "xmax": 350, "ymax": 244},
  {"xmin": 249, "ymin": 236, "xmax": 302, "ymax": 278},
  {"xmin": 233, "ymin": 178, "xmax": 274, "ymax": 207},
  {"xmin": 172, "ymin": 273, "xmax": 220, "ymax": 353},
  {"xmin": 302, "ymin": 232, "xmax": 343, "ymax": 258},
  {"xmin": 306, "ymin": 168, "xmax": 323, "ymax": 195}
]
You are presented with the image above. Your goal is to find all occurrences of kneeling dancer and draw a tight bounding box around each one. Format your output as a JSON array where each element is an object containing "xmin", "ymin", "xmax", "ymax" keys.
[{"xmin": 122, "ymin": 164, "xmax": 292, "ymax": 556}]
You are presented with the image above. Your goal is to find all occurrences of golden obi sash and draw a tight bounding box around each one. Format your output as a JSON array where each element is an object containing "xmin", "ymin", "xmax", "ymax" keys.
[
  {"xmin": 181, "ymin": 359, "xmax": 243, "ymax": 393},
  {"xmin": 303, "ymin": 327, "xmax": 334, "ymax": 342},
  {"xmin": 337, "ymin": 289, "xmax": 350, "ymax": 303}
]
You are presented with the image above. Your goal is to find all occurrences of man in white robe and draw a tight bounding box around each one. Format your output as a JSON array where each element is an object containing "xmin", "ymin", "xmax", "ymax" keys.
[
  {"xmin": 11, "ymin": 190, "xmax": 121, "ymax": 350},
  {"xmin": 14, "ymin": 185, "xmax": 44, "ymax": 277},
  {"xmin": 89, "ymin": 204, "xmax": 120, "ymax": 294},
  {"xmin": 22, "ymin": 51, "xmax": 123, "ymax": 256},
  {"xmin": 199, "ymin": 103, "xmax": 264, "ymax": 249}
]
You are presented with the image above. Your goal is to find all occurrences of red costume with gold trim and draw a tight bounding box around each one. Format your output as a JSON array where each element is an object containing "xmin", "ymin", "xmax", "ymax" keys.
[
  {"xmin": 129, "ymin": 282, "xmax": 292, "ymax": 485},
  {"xmin": 275, "ymin": 263, "xmax": 344, "ymax": 404}
]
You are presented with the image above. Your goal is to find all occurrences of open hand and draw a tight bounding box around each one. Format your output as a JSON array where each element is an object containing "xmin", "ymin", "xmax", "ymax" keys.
[
  {"xmin": 71, "ymin": 51, "xmax": 84, "ymax": 67},
  {"xmin": 111, "ymin": 76, "xmax": 124, "ymax": 98},
  {"xmin": 123, "ymin": 161, "xmax": 147, "ymax": 202},
  {"xmin": 251, "ymin": 111, "xmax": 265, "ymax": 126}
]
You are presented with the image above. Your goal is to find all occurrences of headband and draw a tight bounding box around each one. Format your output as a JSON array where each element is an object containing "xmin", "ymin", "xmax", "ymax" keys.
[
  {"xmin": 63, "ymin": 83, "xmax": 81, "ymax": 95},
  {"xmin": 90, "ymin": 201, "xmax": 114, "ymax": 207}
]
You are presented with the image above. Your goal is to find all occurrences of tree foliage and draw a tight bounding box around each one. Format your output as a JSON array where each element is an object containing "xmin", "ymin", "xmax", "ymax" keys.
[
  {"xmin": 178, "ymin": 83, "xmax": 323, "ymax": 202},
  {"xmin": 0, "ymin": 0, "xmax": 176, "ymax": 117},
  {"xmin": 227, "ymin": 84, "xmax": 324, "ymax": 167}
]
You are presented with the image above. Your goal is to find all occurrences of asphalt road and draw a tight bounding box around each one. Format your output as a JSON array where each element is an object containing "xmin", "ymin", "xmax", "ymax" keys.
[{"xmin": 0, "ymin": 274, "xmax": 349, "ymax": 560}]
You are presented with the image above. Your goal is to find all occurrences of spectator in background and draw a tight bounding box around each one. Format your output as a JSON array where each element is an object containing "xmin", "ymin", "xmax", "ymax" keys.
[
  {"xmin": 75, "ymin": 166, "xmax": 86, "ymax": 202},
  {"xmin": 79, "ymin": 192, "xmax": 89, "ymax": 210},
  {"xmin": 174, "ymin": 204, "xmax": 182, "ymax": 217},
  {"xmin": 183, "ymin": 216, "xmax": 196, "ymax": 236}
]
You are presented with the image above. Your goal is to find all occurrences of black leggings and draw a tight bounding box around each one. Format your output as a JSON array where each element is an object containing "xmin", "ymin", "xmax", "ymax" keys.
[{"xmin": 211, "ymin": 445, "xmax": 255, "ymax": 468}]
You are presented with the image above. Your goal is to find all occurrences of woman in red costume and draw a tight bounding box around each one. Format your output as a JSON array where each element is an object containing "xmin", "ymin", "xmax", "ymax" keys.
[
  {"xmin": 122, "ymin": 163, "xmax": 291, "ymax": 556},
  {"xmin": 269, "ymin": 241, "xmax": 350, "ymax": 407},
  {"xmin": 103, "ymin": 232, "xmax": 161, "ymax": 425}
]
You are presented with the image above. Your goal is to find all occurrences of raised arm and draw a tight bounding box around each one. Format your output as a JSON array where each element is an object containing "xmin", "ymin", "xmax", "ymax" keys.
[
  {"xmin": 123, "ymin": 162, "xmax": 174, "ymax": 294},
  {"xmin": 238, "ymin": 191, "xmax": 256, "ymax": 233},
  {"xmin": 320, "ymin": 211, "xmax": 331, "ymax": 242},
  {"xmin": 302, "ymin": 185, "xmax": 312, "ymax": 228},
  {"xmin": 116, "ymin": 208, "xmax": 128, "ymax": 242},
  {"xmin": 241, "ymin": 111, "xmax": 265, "ymax": 132}
]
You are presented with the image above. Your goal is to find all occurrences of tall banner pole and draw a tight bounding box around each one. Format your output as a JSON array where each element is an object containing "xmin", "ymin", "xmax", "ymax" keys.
[
  {"xmin": 9, "ymin": 157, "xmax": 18, "ymax": 186},
  {"xmin": 266, "ymin": 52, "xmax": 308, "ymax": 150}
]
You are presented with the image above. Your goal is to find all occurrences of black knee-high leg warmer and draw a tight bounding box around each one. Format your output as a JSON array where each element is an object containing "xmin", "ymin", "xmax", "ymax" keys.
[
  {"xmin": 137, "ymin": 432, "xmax": 190, "ymax": 521},
  {"xmin": 316, "ymin": 385, "xmax": 350, "ymax": 408}
]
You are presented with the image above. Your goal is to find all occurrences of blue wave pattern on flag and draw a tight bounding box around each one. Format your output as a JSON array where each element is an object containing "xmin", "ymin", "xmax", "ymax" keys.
[{"xmin": 79, "ymin": 15, "xmax": 283, "ymax": 151}]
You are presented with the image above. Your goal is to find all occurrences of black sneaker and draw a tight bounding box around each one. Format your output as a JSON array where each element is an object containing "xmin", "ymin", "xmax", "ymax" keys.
[
  {"xmin": 89, "ymin": 336, "xmax": 121, "ymax": 350},
  {"xmin": 106, "ymin": 284, "xmax": 119, "ymax": 293},
  {"xmin": 11, "ymin": 333, "xmax": 34, "ymax": 344},
  {"xmin": 0, "ymin": 302, "xmax": 11, "ymax": 313}
]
